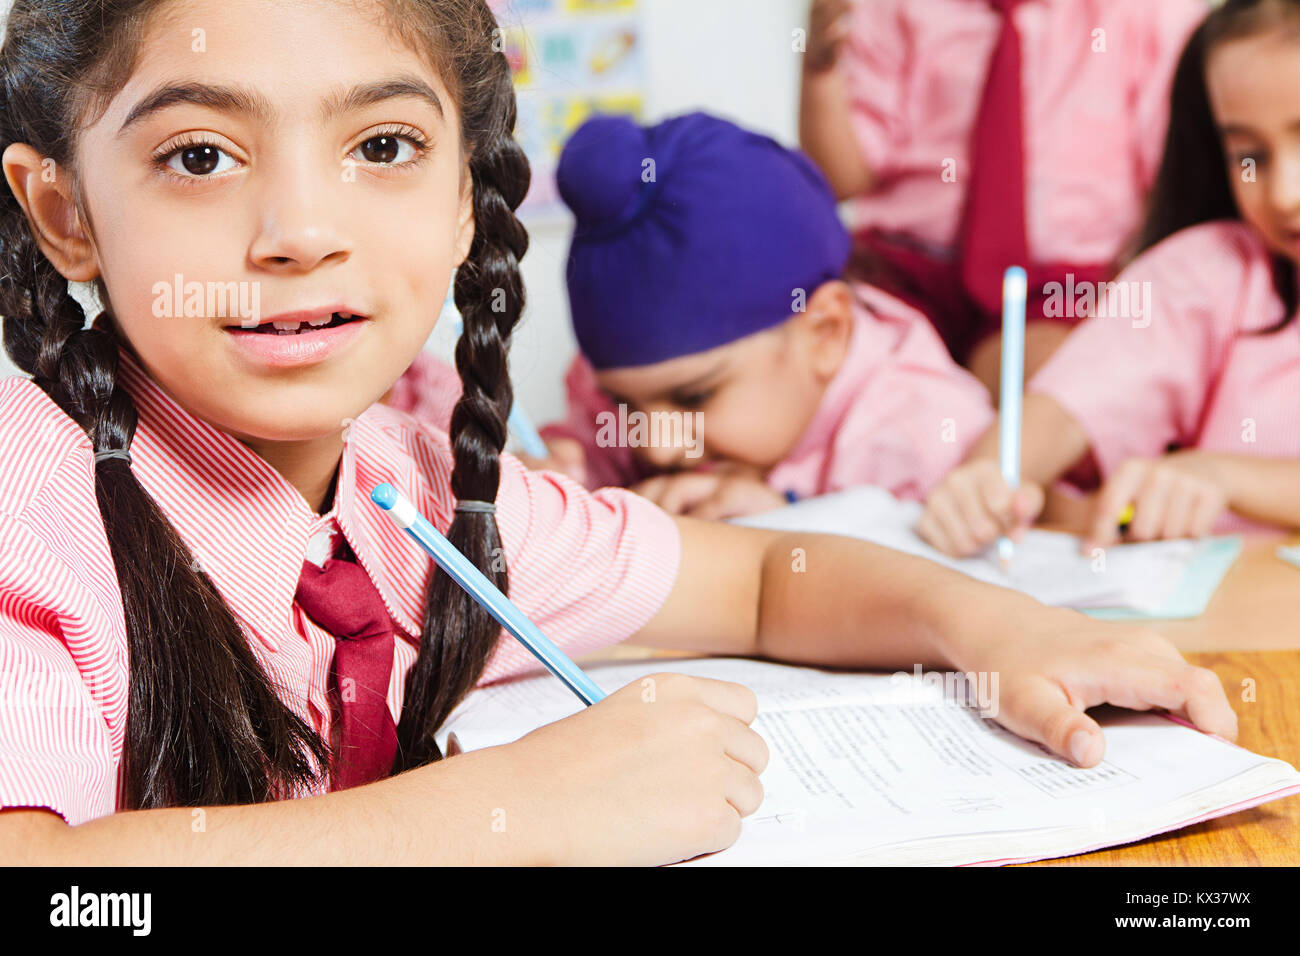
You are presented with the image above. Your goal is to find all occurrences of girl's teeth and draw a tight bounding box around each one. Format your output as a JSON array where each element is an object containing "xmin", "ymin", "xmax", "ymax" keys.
[
  {"xmin": 272, "ymin": 321, "xmax": 301, "ymax": 331},
  {"xmin": 306, "ymin": 315, "xmax": 333, "ymax": 327}
]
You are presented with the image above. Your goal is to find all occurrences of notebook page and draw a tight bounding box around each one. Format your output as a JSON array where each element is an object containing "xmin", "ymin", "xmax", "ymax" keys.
[{"xmin": 442, "ymin": 657, "xmax": 1300, "ymax": 866}]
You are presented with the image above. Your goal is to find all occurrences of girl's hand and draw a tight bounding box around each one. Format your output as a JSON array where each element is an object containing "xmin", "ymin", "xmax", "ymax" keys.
[
  {"xmin": 632, "ymin": 466, "xmax": 788, "ymax": 519},
  {"xmin": 1083, "ymin": 451, "xmax": 1228, "ymax": 552},
  {"xmin": 953, "ymin": 610, "xmax": 1237, "ymax": 768},
  {"xmin": 805, "ymin": 0, "xmax": 854, "ymax": 73},
  {"xmin": 517, "ymin": 436, "xmax": 587, "ymax": 485},
  {"xmin": 496, "ymin": 672, "xmax": 769, "ymax": 866},
  {"xmin": 918, "ymin": 459, "xmax": 1045, "ymax": 557}
]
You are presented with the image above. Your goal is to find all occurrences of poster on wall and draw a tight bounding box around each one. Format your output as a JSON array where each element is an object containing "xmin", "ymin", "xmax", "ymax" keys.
[{"xmin": 489, "ymin": 0, "xmax": 645, "ymax": 220}]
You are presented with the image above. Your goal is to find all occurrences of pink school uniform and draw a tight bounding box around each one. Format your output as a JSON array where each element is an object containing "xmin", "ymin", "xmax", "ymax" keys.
[
  {"xmin": 0, "ymin": 340, "xmax": 680, "ymax": 825},
  {"xmin": 842, "ymin": 0, "xmax": 1204, "ymax": 264},
  {"xmin": 535, "ymin": 282, "xmax": 996, "ymax": 502},
  {"xmin": 1027, "ymin": 220, "xmax": 1300, "ymax": 533}
]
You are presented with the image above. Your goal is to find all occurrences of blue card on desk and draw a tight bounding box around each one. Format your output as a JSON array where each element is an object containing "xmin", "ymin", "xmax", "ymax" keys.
[{"xmin": 1083, "ymin": 536, "xmax": 1243, "ymax": 621}]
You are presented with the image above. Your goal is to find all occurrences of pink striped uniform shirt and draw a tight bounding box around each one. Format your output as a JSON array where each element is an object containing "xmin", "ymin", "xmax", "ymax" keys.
[{"xmin": 0, "ymin": 340, "xmax": 681, "ymax": 825}]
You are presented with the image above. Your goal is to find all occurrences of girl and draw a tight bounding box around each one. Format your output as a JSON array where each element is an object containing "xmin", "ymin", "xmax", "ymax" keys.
[
  {"xmin": 0, "ymin": 0, "xmax": 1234, "ymax": 867},
  {"xmin": 509, "ymin": 112, "xmax": 997, "ymax": 518},
  {"xmin": 917, "ymin": 0, "xmax": 1300, "ymax": 559},
  {"xmin": 799, "ymin": 0, "xmax": 1207, "ymax": 393}
]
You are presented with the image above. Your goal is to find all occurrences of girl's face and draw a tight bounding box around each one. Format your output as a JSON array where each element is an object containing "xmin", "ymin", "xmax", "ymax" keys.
[
  {"xmin": 1208, "ymin": 27, "xmax": 1300, "ymax": 265},
  {"xmin": 71, "ymin": 0, "xmax": 474, "ymax": 447},
  {"xmin": 594, "ymin": 280, "xmax": 854, "ymax": 474}
]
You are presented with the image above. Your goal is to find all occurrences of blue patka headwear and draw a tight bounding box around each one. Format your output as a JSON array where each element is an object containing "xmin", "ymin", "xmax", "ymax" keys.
[{"xmin": 557, "ymin": 111, "xmax": 850, "ymax": 370}]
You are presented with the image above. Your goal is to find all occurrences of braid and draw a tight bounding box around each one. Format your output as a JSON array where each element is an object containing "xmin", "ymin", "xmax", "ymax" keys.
[
  {"xmin": 394, "ymin": 17, "xmax": 531, "ymax": 769},
  {"xmin": 1, "ymin": 0, "xmax": 331, "ymax": 808}
]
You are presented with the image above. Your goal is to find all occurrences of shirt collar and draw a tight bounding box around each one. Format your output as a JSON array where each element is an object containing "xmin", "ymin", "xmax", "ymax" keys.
[{"xmin": 113, "ymin": 338, "xmax": 430, "ymax": 649}]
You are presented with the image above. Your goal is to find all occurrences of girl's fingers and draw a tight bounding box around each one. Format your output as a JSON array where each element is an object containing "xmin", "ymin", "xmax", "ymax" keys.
[
  {"xmin": 1011, "ymin": 482, "xmax": 1045, "ymax": 527},
  {"xmin": 951, "ymin": 474, "xmax": 1002, "ymax": 546},
  {"xmin": 1160, "ymin": 479, "xmax": 1198, "ymax": 540},
  {"xmin": 927, "ymin": 491, "xmax": 979, "ymax": 556},
  {"xmin": 719, "ymin": 714, "xmax": 772, "ymax": 776},
  {"xmin": 658, "ymin": 472, "xmax": 723, "ymax": 515},
  {"xmin": 1085, "ymin": 463, "xmax": 1146, "ymax": 551},
  {"xmin": 916, "ymin": 510, "xmax": 952, "ymax": 554},
  {"xmin": 994, "ymin": 675, "xmax": 1105, "ymax": 767},
  {"xmin": 1129, "ymin": 466, "xmax": 1174, "ymax": 541},
  {"xmin": 1189, "ymin": 488, "xmax": 1225, "ymax": 538}
]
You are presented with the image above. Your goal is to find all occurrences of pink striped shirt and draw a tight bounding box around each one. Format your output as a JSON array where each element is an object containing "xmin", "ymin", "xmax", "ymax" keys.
[
  {"xmin": 530, "ymin": 282, "xmax": 995, "ymax": 501},
  {"xmin": 840, "ymin": 0, "xmax": 1205, "ymax": 263},
  {"xmin": 0, "ymin": 341, "xmax": 681, "ymax": 825},
  {"xmin": 1028, "ymin": 220, "xmax": 1300, "ymax": 533}
]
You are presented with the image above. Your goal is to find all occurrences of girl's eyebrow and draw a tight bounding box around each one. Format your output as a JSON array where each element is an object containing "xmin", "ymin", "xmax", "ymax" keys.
[{"xmin": 116, "ymin": 74, "xmax": 445, "ymax": 138}]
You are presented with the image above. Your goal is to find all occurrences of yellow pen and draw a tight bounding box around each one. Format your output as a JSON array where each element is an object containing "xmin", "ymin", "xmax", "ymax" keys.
[{"xmin": 1117, "ymin": 502, "xmax": 1136, "ymax": 537}]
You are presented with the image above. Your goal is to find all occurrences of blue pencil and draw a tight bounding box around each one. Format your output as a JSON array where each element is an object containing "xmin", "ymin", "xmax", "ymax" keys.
[
  {"xmin": 997, "ymin": 266, "xmax": 1028, "ymax": 570},
  {"xmin": 369, "ymin": 482, "xmax": 606, "ymax": 705}
]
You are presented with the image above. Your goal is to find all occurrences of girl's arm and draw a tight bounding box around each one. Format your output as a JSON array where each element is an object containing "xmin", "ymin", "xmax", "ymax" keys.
[
  {"xmin": 798, "ymin": 0, "xmax": 874, "ymax": 200},
  {"xmin": 631, "ymin": 516, "xmax": 1238, "ymax": 768},
  {"xmin": 2, "ymin": 669, "xmax": 771, "ymax": 867}
]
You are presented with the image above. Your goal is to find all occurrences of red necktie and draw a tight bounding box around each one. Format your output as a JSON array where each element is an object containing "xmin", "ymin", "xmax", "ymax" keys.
[
  {"xmin": 295, "ymin": 540, "xmax": 398, "ymax": 791},
  {"xmin": 959, "ymin": 0, "xmax": 1030, "ymax": 317}
]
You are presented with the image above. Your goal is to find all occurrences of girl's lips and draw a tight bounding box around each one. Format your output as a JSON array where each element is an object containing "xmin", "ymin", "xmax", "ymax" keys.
[{"xmin": 223, "ymin": 317, "xmax": 367, "ymax": 369}]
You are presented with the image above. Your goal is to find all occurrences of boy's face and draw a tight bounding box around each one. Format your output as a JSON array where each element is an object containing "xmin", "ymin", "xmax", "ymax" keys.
[
  {"xmin": 1208, "ymin": 29, "xmax": 1300, "ymax": 266},
  {"xmin": 594, "ymin": 280, "xmax": 855, "ymax": 474},
  {"xmin": 10, "ymin": 0, "xmax": 474, "ymax": 448}
]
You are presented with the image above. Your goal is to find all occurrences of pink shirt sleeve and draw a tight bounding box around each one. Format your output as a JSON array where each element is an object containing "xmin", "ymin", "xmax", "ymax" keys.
[
  {"xmin": 0, "ymin": 502, "xmax": 120, "ymax": 825},
  {"xmin": 478, "ymin": 449, "xmax": 682, "ymax": 683},
  {"xmin": 1027, "ymin": 222, "xmax": 1255, "ymax": 479},
  {"xmin": 840, "ymin": 0, "xmax": 909, "ymax": 182},
  {"xmin": 538, "ymin": 354, "xmax": 649, "ymax": 490},
  {"xmin": 1130, "ymin": 0, "xmax": 1207, "ymax": 187}
]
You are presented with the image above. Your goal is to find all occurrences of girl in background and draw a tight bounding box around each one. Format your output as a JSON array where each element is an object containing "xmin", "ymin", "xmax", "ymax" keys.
[
  {"xmin": 800, "ymin": 0, "xmax": 1206, "ymax": 394},
  {"xmin": 0, "ymin": 0, "xmax": 1233, "ymax": 866},
  {"xmin": 918, "ymin": 0, "xmax": 1300, "ymax": 558}
]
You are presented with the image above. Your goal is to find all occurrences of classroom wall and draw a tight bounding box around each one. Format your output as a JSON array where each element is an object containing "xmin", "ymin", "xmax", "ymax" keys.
[{"xmin": 0, "ymin": 0, "xmax": 808, "ymax": 430}]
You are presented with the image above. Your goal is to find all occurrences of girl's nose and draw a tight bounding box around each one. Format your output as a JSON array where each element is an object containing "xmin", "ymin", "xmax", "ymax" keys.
[{"xmin": 248, "ymin": 158, "xmax": 353, "ymax": 271}]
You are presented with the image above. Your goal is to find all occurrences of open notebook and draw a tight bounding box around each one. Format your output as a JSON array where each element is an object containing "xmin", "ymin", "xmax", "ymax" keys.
[
  {"xmin": 441, "ymin": 657, "xmax": 1300, "ymax": 866},
  {"xmin": 730, "ymin": 486, "xmax": 1241, "ymax": 618}
]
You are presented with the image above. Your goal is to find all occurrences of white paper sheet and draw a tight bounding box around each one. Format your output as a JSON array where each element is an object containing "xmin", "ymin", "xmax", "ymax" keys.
[{"xmin": 730, "ymin": 486, "xmax": 1202, "ymax": 614}]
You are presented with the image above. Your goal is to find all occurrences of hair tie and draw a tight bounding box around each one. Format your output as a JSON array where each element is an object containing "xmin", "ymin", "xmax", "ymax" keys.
[
  {"xmin": 95, "ymin": 447, "xmax": 133, "ymax": 466},
  {"xmin": 454, "ymin": 499, "xmax": 496, "ymax": 514}
]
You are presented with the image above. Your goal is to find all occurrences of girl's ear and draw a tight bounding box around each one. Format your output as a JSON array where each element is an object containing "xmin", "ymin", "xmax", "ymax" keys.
[
  {"xmin": 453, "ymin": 171, "xmax": 476, "ymax": 268},
  {"xmin": 1, "ymin": 143, "xmax": 98, "ymax": 282},
  {"xmin": 797, "ymin": 279, "xmax": 855, "ymax": 382}
]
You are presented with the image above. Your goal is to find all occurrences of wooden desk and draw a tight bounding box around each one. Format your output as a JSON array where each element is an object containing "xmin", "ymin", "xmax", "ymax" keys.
[{"xmin": 586, "ymin": 533, "xmax": 1300, "ymax": 865}]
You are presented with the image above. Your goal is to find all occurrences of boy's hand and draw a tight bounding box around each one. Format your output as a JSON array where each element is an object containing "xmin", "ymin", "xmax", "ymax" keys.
[
  {"xmin": 955, "ymin": 611, "xmax": 1237, "ymax": 767},
  {"xmin": 518, "ymin": 437, "xmax": 588, "ymax": 485},
  {"xmin": 918, "ymin": 459, "xmax": 1045, "ymax": 557},
  {"xmin": 1083, "ymin": 452, "xmax": 1228, "ymax": 552},
  {"xmin": 633, "ymin": 466, "xmax": 787, "ymax": 520},
  {"xmin": 805, "ymin": 0, "xmax": 854, "ymax": 73}
]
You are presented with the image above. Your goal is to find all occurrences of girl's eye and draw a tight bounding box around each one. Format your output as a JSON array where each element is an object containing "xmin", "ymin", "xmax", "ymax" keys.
[
  {"xmin": 350, "ymin": 134, "xmax": 424, "ymax": 165},
  {"xmin": 674, "ymin": 390, "xmax": 714, "ymax": 410},
  {"xmin": 159, "ymin": 141, "xmax": 239, "ymax": 178}
]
